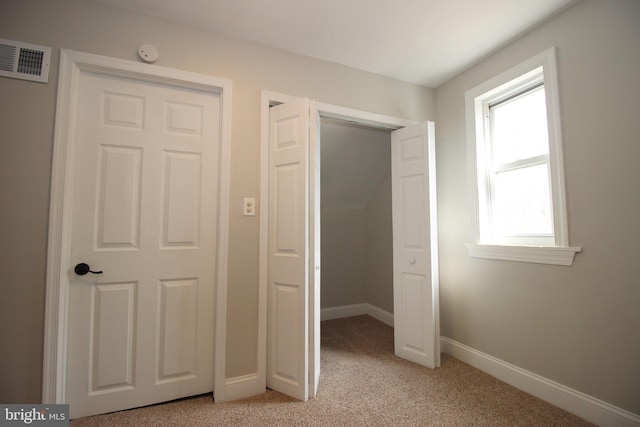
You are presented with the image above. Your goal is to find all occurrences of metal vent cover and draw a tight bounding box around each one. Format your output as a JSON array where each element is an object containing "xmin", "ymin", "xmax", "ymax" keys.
[{"xmin": 0, "ymin": 38, "xmax": 51, "ymax": 83}]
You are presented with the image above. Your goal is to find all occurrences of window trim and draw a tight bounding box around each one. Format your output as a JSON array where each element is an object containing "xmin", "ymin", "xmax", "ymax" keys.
[{"xmin": 465, "ymin": 47, "xmax": 581, "ymax": 266}]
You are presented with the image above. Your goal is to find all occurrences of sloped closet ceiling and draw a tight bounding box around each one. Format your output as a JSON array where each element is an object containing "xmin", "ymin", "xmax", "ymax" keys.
[{"xmin": 321, "ymin": 118, "xmax": 390, "ymax": 210}]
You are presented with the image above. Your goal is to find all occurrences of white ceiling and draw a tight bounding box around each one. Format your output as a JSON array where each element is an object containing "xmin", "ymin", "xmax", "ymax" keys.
[{"xmin": 88, "ymin": 0, "xmax": 576, "ymax": 87}]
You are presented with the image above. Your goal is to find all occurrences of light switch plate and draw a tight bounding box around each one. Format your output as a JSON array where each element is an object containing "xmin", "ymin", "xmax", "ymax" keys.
[{"xmin": 243, "ymin": 197, "xmax": 256, "ymax": 216}]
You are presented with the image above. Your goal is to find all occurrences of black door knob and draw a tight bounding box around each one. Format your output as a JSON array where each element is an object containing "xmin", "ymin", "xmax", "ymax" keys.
[{"xmin": 74, "ymin": 263, "xmax": 103, "ymax": 276}]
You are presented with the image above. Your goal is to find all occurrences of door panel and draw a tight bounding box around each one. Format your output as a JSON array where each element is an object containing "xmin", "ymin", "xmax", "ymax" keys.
[
  {"xmin": 161, "ymin": 151, "xmax": 202, "ymax": 248},
  {"xmin": 391, "ymin": 122, "xmax": 440, "ymax": 369},
  {"xmin": 157, "ymin": 279, "xmax": 198, "ymax": 382},
  {"xmin": 267, "ymin": 99, "xmax": 309, "ymax": 401},
  {"xmin": 67, "ymin": 70, "xmax": 220, "ymax": 418},
  {"xmin": 95, "ymin": 146, "xmax": 142, "ymax": 249},
  {"xmin": 398, "ymin": 273, "xmax": 428, "ymax": 355},
  {"xmin": 274, "ymin": 163, "xmax": 301, "ymax": 254},
  {"xmin": 273, "ymin": 282, "xmax": 302, "ymax": 382},
  {"xmin": 90, "ymin": 282, "xmax": 137, "ymax": 393}
]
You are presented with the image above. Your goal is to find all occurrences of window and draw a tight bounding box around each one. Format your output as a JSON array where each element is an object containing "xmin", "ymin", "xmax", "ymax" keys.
[{"xmin": 465, "ymin": 47, "xmax": 580, "ymax": 265}]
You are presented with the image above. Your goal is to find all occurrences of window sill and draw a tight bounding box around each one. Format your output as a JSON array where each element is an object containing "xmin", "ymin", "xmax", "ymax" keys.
[{"xmin": 466, "ymin": 243, "xmax": 582, "ymax": 266}]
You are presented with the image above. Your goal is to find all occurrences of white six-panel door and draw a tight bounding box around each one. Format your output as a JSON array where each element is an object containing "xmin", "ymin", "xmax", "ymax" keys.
[
  {"xmin": 391, "ymin": 122, "xmax": 440, "ymax": 369},
  {"xmin": 66, "ymin": 70, "xmax": 220, "ymax": 418}
]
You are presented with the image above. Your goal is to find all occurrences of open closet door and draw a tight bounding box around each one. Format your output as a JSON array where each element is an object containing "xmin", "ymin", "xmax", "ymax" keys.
[
  {"xmin": 391, "ymin": 121, "xmax": 440, "ymax": 369},
  {"xmin": 267, "ymin": 98, "xmax": 320, "ymax": 400},
  {"xmin": 309, "ymin": 104, "xmax": 321, "ymax": 399}
]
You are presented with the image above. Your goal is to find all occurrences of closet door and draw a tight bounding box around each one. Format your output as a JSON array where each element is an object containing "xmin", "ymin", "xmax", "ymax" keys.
[
  {"xmin": 266, "ymin": 98, "xmax": 310, "ymax": 400},
  {"xmin": 391, "ymin": 121, "xmax": 440, "ymax": 369}
]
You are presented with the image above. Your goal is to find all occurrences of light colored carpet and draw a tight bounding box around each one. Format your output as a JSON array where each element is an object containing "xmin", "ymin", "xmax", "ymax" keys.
[{"xmin": 71, "ymin": 315, "xmax": 594, "ymax": 426}]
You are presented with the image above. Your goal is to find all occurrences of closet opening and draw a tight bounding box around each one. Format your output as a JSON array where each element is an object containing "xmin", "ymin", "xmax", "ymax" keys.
[
  {"xmin": 262, "ymin": 93, "xmax": 439, "ymax": 401},
  {"xmin": 319, "ymin": 117, "xmax": 394, "ymax": 330}
]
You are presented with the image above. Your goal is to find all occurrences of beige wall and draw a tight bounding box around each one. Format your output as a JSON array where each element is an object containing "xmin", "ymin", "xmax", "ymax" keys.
[
  {"xmin": 320, "ymin": 170, "xmax": 394, "ymax": 313},
  {"xmin": 320, "ymin": 207, "xmax": 367, "ymax": 308},
  {"xmin": 0, "ymin": 0, "xmax": 433, "ymax": 403},
  {"xmin": 435, "ymin": 0, "xmax": 640, "ymax": 414},
  {"xmin": 364, "ymin": 171, "xmax": 393, "ymax": 313}
]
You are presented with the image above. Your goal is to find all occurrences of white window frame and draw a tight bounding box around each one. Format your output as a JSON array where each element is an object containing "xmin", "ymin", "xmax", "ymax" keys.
[{"xmin": 465, "ymin": 47, "xmax": 581, "ymax": 266}]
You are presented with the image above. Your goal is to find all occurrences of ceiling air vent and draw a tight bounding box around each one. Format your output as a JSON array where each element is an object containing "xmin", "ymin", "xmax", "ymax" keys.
[{"xmin": 0, "ymin": 38, "xmax": 51, "ymax": 83}]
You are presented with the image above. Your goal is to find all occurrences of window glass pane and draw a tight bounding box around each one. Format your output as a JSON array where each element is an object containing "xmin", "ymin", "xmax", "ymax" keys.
[
  {"xmin": 491, "ymin": 86, "xmax": 549, "ymax": 165},
  {"xmin": 492, "ymin": 163, "xmax": 552, "ymax": 236}
]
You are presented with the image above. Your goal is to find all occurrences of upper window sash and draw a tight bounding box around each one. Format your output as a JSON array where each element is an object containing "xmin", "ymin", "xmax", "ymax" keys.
[{"xmin": 486, "ymin": 84, "xmax": 549, "ymax": 165}]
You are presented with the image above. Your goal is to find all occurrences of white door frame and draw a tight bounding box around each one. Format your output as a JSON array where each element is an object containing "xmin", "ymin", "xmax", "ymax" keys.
[
  {"xmin": 42, "ymin": 50, "xmax": 232, "ymax": 404},
  {"xmin": 258, "ymin": 90, "xmax": 418, "ymax": 393}
]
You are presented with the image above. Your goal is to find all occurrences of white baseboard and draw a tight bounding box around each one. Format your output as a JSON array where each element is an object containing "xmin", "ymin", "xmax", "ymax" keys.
[
  {"xmin": 441, "ymin": 337, "xmax": 640, "ymax": 427},
  {"xmin": 217, "ymin": 374, "xmax": 261, "ymax": 403},
  {"xmin": 321, "ymin": 303, "xmax": 394, "ymax": 327}
]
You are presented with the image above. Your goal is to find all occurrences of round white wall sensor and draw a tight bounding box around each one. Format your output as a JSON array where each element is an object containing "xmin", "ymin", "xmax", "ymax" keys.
[{"xmin": 138, "ymin": 44, "xmax": 159, "ymax": 63}]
